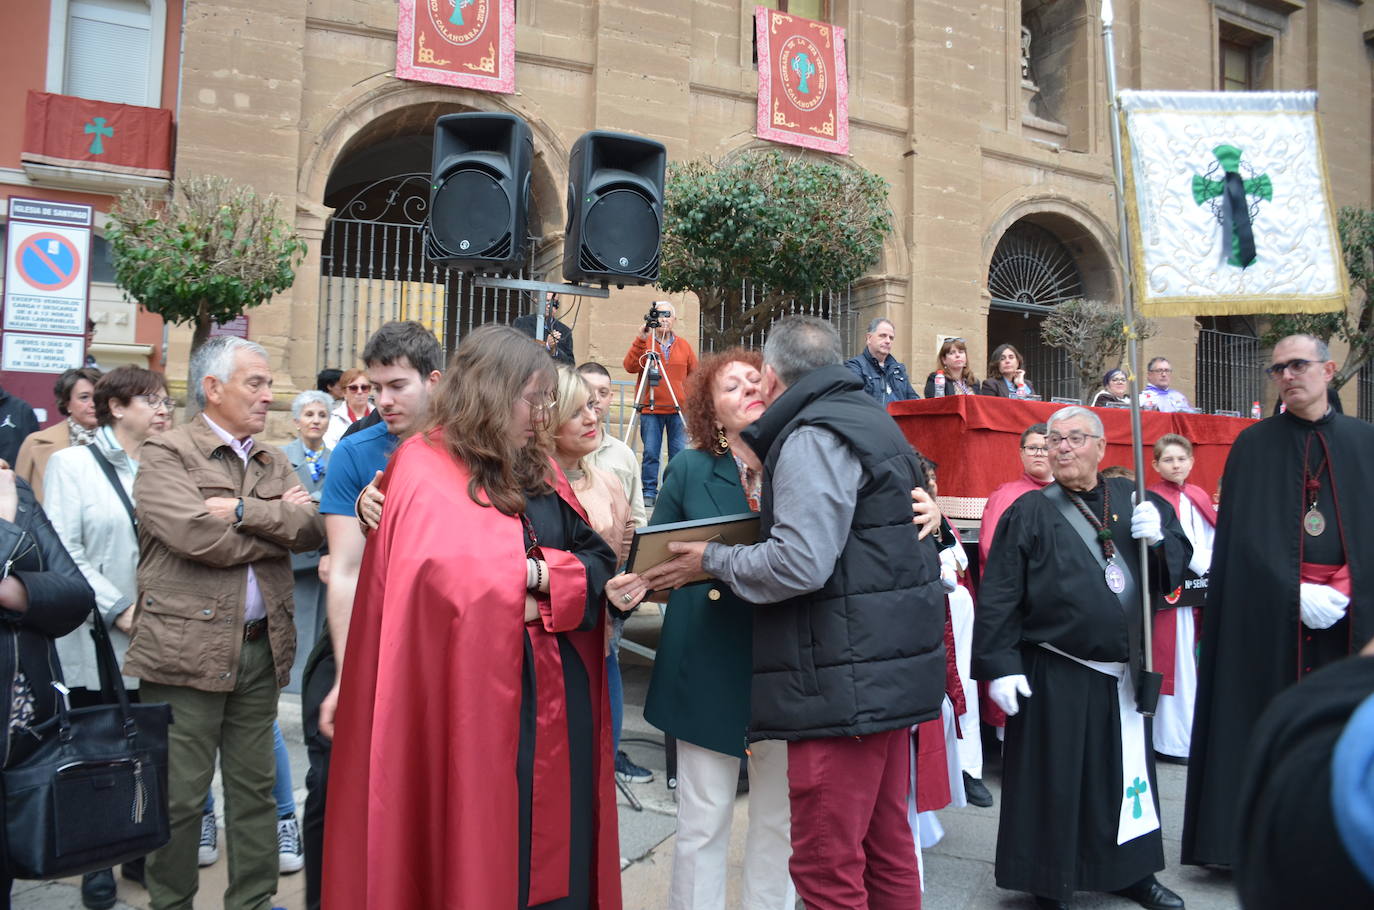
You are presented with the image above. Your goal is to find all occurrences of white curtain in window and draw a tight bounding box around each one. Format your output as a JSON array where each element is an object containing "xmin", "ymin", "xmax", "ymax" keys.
[{"xmin": 65, "ymin": 1, "xmax": 151, "ymax": 106}]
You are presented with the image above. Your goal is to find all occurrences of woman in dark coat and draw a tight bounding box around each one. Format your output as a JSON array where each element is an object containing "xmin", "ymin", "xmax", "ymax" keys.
[{"xmin": 0, "ymin": 460, "xmax": 98, "ymax": 907}]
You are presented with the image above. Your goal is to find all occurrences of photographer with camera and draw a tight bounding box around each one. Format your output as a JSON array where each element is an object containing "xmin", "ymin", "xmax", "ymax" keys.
[{"xmin": 623, "ymin": 300, "xmax": 697, "ymax": 506}]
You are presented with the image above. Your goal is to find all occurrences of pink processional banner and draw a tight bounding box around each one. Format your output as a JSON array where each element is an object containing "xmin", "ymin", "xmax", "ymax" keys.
[
  {"xmin": 396, "ymin": 0, "xmax": 516, "ymax": 94},
  {"xmin": 755, "ymin": 7, "xmax": 849, "ymax": 156}
]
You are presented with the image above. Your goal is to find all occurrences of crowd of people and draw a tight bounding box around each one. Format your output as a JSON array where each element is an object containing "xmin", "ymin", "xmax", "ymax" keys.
[{"xmin": 0, "ymin": 312, "xmax": 1369, "ymax": 910}]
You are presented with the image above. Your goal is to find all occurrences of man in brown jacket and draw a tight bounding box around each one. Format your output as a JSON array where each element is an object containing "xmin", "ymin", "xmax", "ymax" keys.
[{"xmin": 127, "ymin": 335, "xmax": 324, "ymax": 910}]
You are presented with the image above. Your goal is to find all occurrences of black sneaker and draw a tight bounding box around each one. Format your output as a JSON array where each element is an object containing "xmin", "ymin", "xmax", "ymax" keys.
[
  {"xmin": 615, "ymin": 749, "xmax": 654, "ymax": 784},
  {"xmin": 81, "ymin": 868, "xmax": 116, "ymax": 910},
  {"xmin": 963, "ymin": 771, "xmax": 994, "ymax": 807}
]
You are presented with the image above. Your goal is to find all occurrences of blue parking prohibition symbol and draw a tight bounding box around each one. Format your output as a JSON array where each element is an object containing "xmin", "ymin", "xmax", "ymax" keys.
[{"xmin": 15, "ymin": 232, "xmax": 83, "ymax": 293}]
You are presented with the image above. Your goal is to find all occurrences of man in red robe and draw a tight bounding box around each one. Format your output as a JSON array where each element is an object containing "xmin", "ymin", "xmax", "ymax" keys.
[{"xmin": 322, "ymin": 430, "xmax": 621, "ymax": 909}]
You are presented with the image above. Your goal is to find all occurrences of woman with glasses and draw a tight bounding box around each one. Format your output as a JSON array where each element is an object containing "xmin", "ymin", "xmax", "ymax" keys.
[
  {"xmin": 924, "ymin": 337, "xmax": 979, "ymax": 398},
  {"xmin": 1091, "ymin": 369, "xmax": 1132, "ymax": 408},
  {"xmin": 324, "ymin": 325, "xmax": 624, "ymax": 909},
  {"xmin": 42, "ymin": 365, "xmax": 172, "ymax": 906},
  {"xmin": 323, "ymin": 368, "xmax": 373, "ymax": 448},
  {"xmin": 981, "ymin": 344, "xmax": 1035, "ymax": 399}
]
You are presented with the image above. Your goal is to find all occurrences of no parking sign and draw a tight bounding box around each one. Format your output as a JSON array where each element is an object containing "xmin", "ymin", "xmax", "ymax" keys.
[{"xmin": 4, "ymin": 220, "xmax": 90, "ymax": 335}]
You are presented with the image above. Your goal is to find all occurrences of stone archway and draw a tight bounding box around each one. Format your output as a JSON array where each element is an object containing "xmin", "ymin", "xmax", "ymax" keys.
[
  {"xmin": 982, "ymin": 200, "xmax": 1120, "ymax": 400},
  {"xmin": 297, "ymin": 82, "xmax": 570, "ymax": 369}
]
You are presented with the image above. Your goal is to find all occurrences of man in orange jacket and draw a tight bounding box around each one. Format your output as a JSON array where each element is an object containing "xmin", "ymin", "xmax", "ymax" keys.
[{"xmin": 623, "ymin": 300, "xmax": 697, "ymax": 505}]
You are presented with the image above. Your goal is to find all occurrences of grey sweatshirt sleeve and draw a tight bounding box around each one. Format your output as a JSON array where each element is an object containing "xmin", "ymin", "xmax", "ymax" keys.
[{"xmin": 701, "ymin": 426, "xmax": 861, "ymax": 604}]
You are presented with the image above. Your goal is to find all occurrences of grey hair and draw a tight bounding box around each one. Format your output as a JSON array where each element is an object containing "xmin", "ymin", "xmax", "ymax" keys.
[
  {"xmin": 291, "ymin": 390, "xmax": 333, "ymax": 420},
  {"xmin": 1146, "ymin": 356, "xmax": 1170, "ymax": 371},
  {"xmin": 1279, "ymin": 333, "xmax": 1331, "ymax": 362},
  {"xmin": 1046, "ymin": 405, "xmax": 1104, "ymax": 438},
  {"xmin": 190, "ymin": 335, "xmax": 268, "ymax": 409},
  {"xmin": 866, "ymin": 317, "xmax": 894, "ymax": 334},
  {"xmin": 763, "ymin": 316, "xmax": 843, "ymax": 387}
]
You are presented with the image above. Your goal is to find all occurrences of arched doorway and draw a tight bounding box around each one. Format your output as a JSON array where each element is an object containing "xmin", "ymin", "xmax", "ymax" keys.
[
  {"xmin": 316, "ymin": 103, "xmax": 557, "ymax": 369},
  {"xmin": 986, "ymin": 216, "xmax": 1113, "ymax": 400}
]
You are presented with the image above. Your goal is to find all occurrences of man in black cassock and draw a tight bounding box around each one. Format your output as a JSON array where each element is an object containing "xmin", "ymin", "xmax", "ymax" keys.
[
  {"xmin": 975, "ymin": 406, "xmax": 1191, "ymax": 910},
  {"xmin": 1182, "ymin": 334, "xmax": 1374, "ymax": 869}
]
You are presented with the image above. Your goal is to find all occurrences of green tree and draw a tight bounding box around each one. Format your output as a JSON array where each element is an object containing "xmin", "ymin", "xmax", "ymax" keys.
[
  {"xmin": 1040, "ymin": 298, "xmax": 1158, "ymax": 403},
  {"xmin": 106, "ymin": 175, "xmax": 306, "ymax": 397},
  {"xmin": 1261, "ymin": 206, "xmax": 1374, "ymax": 389},
  {"xmin": 658, "ymin": 150, "xmax": 893, "ymax": 351}
]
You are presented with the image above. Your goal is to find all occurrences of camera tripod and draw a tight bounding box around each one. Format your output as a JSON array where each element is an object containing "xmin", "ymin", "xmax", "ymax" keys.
[{"xmin": 622, "ymin": 329, "xmax": 682, "ymax": 446}]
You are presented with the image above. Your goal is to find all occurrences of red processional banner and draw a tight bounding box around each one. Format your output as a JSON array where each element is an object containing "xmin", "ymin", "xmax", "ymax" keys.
[
  {"xmin": 396, "ymin": 0, "xmax": 516, "ymax": 94},
  {"xmin": 21, "ymin": 91, "xmax": 174, "ymax": 179},
  {"xmin": 755, "ymin": 7, "xmax": 849, "ymax": 156}
]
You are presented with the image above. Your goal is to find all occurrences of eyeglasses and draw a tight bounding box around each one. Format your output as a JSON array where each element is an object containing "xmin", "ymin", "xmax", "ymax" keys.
[
  {"xmin": 1265, "ymin": 358, "xmax": 1319, "ymax": 380},
  {"xmin": 141, "ymin": 394, "xmax": 175, "ymax": 411},
  {"xmin": 1047, "ymin": 432, "xmax": 1101, "ymax": 449},
  {"xmin": 1021, "ymin": 446, "xmax": 1050, "ymax": 456},
  {"xmin": 1149, "ymin": 367, "xmax": 1172, "ymax": 374},
  {"xmin": 346, "ymin": 384, "xmax": 372, "ymax": 393},
  {"xmin": 523, "ymin": 392, "xmax": 557, "ymax": 421}
]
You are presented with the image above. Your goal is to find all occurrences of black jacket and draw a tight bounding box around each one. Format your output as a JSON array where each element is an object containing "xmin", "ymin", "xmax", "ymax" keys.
[
  {"xmin": 843, "ymin": 350, "xmax": 919, "ymax": 406},
  {"xmin": 742, "ymin": 366, "xmax": 947, "ymax": 740},
  {"xmin": 0, "ymin": 477, "xmax": 96, "ymax": 768},
  {"xmin": 0, "ymin": 389, "xmax": 39, "ymax": 469}
]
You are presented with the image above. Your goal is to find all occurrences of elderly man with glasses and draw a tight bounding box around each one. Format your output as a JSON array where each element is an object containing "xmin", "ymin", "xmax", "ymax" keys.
[
  {"xmin": 1139, "ymin": 358, "xmax": 1191, "ymax": 412},
  {"xmin": 1183, "ymin": 333, "xmax": 1374, "ymax": 871},
  {"xmin": 975, "ymin": 406, "xmax": 1191, "ymax": 910}
]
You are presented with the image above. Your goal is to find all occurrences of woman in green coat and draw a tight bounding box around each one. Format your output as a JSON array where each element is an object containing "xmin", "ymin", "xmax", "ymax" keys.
[{"xmin": 642, "ymin": 348, "xmax": 797, "ymax": 910}]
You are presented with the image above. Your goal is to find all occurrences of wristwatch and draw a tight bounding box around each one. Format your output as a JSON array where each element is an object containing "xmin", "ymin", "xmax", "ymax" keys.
[{"xmin": 234, "ymin": 498, "xmax": 244, "ymax": 525}]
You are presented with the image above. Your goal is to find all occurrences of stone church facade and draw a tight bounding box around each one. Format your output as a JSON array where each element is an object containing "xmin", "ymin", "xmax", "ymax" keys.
[{"xmin": 51, "ymin": 0, "xmax": 1374, "ymax": 413}]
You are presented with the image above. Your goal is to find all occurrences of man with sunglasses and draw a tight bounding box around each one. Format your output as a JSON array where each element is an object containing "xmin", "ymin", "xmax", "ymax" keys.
[
  {"xmin": 1183, "ymin": 334, "xmax": 1374, "ymax": 870},
  {"xmin": 975, "ymin": 406, "xmax": 1191, "ymax": 910},
  {"xmin": 1139, "ymin": 358, "xmax": 1191, "ymax": 412},
  {"xmin": 845, "ymin": 317, "xmax": 920, "ymax": 405}
]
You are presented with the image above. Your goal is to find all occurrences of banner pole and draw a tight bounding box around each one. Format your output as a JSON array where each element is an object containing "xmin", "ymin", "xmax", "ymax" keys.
[{"xmin": 1101, "ymin": 0, "xmax": 1162, "ymax": 715}]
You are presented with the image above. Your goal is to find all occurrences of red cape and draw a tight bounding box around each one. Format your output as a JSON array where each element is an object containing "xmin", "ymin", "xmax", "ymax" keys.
[
  {"xmin": 323, "ymin": 432, "xmax": 621, "ymax": 909},
  {"xmin": 1148, "ymin": 481, "xmax": 1215, "ymax": 695}
]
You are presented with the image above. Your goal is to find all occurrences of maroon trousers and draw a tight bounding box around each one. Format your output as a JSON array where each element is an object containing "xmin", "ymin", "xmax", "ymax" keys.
[{"xmin": 787, "ymin": 728, "xmax": 921, "ymax": 909}]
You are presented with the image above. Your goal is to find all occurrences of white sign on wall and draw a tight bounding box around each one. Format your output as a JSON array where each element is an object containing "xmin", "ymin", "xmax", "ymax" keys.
[
  {"xmin": 2, "ymin": 333, "xmax": 84, "ymax": 374},
  {"xmin": 3, "ymin": 221, "xmax": 92, "ymax": 335}
]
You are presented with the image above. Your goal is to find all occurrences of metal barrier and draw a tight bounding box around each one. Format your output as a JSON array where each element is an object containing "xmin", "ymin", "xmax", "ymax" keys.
[{"xmin": 1196, "ymin": 328, "xmax": 1262, "ymax": 415}]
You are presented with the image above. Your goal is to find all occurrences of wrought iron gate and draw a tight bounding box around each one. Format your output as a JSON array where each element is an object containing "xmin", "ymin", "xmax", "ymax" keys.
[
  {"xmin": 318, "ymin": 173, "xmax": 530, "ymax": 369},
  {"xmin": 697, "ymin": 280, "xmax": 858, "ymax": 355},
  {"xmin": 1196, "ymin": 328, "xmax": 1262, "ymax": 414}
]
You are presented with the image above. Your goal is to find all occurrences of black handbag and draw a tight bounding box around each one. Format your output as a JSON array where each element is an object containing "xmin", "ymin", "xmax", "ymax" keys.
[{"xmin": 4, "ymin": 599, "xmax": 172, "ymax": 879}]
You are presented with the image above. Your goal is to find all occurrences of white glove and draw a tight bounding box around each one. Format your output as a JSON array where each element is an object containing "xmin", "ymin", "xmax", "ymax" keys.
[
  {"xmin": 1187, "ymin": 546, "xmax": 1213, "ymax": 578},
  {"xmin": 989, "ymin": 674, "xmax": 1032, "ymax": 716},
  {"xmin": 939, "ymin": 562, "xmax": 958, "ymax": 593},
  {"xmin": 1130, "ymin": 501, "xmax": 1163, "ymax": 547},
  {"xmin": 1300, "ymin": 583, "xmax": 1349, "ymax": 630}
]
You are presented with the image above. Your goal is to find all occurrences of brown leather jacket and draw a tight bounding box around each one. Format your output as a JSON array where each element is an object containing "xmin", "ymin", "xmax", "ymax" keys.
[
  {"xmin": 15, "ymin": 421, "xmax": 72, "ymax": 504},
  {"xmin": 125, "ymin": 416, "xmax": 325, "ymax": 691}
]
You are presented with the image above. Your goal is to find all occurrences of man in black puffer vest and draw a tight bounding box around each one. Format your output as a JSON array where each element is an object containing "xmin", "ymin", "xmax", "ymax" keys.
[{"xmin": 653, "ymin": 316, "xmax": 946, "ymax": 909}]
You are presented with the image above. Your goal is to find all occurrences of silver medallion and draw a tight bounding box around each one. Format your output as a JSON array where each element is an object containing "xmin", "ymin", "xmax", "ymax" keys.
[
  {"xmin": 1304, "ymin": 505, "xmax": 1326, "ymax": 537},
  {"xmin": 1105, "ymin": 562, "xmax": 1127, "ymax": 594}
]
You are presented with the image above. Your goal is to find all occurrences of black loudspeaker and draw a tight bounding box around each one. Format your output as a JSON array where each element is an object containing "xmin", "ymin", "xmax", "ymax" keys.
[
  {"xmin": 425, "ymin": 113, "xmax": 533, "ymax": 273},
  {"xmin": 562, "ymin": 131, "xmax": 667, "ymax": 286}
]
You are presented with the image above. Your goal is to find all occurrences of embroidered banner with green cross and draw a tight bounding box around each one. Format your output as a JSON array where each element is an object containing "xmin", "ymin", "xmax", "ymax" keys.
[{"xmin": 1117, "ymin": 91, "xmax": 1347, "ymax": 318}]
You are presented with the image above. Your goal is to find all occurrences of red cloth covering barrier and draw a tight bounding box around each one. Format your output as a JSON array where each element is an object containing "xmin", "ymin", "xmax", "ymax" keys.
[
  {"xmin": 890, "ymin": 397, "xmax": 1250, "ymax": 508},
  {"xmin": 22, "ymin": 91, "xmax": 173, "ymax": 178}
]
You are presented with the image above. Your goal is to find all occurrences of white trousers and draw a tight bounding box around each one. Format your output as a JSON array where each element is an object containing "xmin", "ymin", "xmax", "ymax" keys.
[
  {"xmin": 669, "ymin": 738, "xmax": 796, "ymax": 910},
  {"xmin": 948, "ymin": 584, "xmax": 983, "ymax": 776},
  {"xmin": 1152, "ymin": 607, "xmax": 1198, "ymax": 758}
]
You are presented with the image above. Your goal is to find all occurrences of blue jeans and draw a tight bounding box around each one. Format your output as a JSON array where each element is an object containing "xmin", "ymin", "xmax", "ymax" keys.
[
  {"xmin": 639, "ymin": 411, "xmax": 686, "ymax": 499},
  {"xmin": 204, "ymin": 719, "xmax": 295, "ymax": 818},
  {"xmin": 607, "ymin": 616, "xmax": 626, "ymax": 752}
]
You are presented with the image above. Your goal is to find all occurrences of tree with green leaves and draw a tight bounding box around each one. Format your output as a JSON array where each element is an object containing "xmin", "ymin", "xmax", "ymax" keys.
[
  {"xmin": 1040, "ymin": 298, "xmax": 1158, "ymax": 403},
  {"xmin": 657, "ymin": 150, "xmax": 892, "ymax": 351},
  {"xmin": 1261, "ymin": 206, "xmax": 1374, "ymax": 389},
  {"xmin": 107, "ymin": 175, "xmax": 306, "ymax": 397}
]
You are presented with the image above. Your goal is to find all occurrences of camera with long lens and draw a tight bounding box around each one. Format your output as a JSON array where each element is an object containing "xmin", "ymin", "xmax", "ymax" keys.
[{"xmin": 643, "ymin": 304, "xmax": 666, "ymax": 331}]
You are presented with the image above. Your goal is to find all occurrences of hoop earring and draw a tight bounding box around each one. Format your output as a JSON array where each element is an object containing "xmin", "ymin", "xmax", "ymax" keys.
[{"xmin": 713, "ymin": 426, "xmax": 730, "ymax": 455}]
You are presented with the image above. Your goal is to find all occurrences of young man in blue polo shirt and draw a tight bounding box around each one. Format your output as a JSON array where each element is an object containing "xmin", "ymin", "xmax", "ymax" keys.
[{"xmin": 300, "ymin": 321, "xmax": 442, "ymax": 910}]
